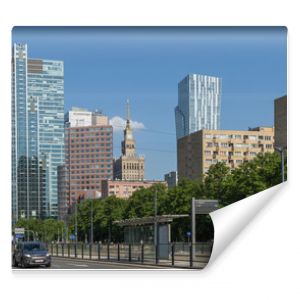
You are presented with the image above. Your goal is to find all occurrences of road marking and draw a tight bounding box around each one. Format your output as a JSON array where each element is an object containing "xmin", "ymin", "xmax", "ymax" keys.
[{"xmin": 68, "ymin": 263, "xmax": 89, "ymax": 267}]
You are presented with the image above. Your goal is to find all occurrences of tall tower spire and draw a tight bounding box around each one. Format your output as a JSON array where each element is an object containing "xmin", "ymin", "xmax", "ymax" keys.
[
  {"xmin": 114, "ymin": 99, "xmax": 145, "ymax": 181},
  {"xmin": 126, "ymin": 99, "xmax": 130, "ymax": 120}
]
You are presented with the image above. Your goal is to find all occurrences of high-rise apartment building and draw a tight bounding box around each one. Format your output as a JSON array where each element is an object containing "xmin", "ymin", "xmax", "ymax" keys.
[
  {"xmin": 114, "ymin": 101, "xmax": 145, "ymax": 180},
  {"xmin": 59, "ymin": 108, "xmax": 113, "ymax": 219},
  {"xmin": 177, "ymin": 127, "xmax": 274, "ymax": 180},
  {"xmin": 164, "ymin": 171, "xmax": 178, "ymax": 189},
  {"xmin": 175, "ymin": 74, "xmax": 222, "ymax": 140},
  {"xmin": 12, "ymin": 43, "xmax": 64, "ymax": 223}
]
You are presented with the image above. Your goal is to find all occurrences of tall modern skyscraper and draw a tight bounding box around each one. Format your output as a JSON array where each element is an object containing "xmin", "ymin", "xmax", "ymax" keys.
[
  {"xmin": 175, "ymin": 74, "xmax": 222, "ymax": 139},
  {"xmin": 12, "ymin": 43, "xmax": 64, "ymax": 223}
]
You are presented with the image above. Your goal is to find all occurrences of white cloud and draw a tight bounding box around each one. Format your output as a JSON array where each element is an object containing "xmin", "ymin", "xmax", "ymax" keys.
[{"xmin": 109, "ymin": 116, "xmax": 145, "ymax": 132}]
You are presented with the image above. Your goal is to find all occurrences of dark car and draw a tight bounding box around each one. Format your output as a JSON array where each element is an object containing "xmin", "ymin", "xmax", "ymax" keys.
[{"xmin": 12, "ymin": 241, "xmax": 51, "ymax": 268}]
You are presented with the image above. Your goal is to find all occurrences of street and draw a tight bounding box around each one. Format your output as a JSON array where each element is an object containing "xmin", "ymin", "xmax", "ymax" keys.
[{"xmin": 12, "ymin": 256, "xmax": 164, "ymax": 269}]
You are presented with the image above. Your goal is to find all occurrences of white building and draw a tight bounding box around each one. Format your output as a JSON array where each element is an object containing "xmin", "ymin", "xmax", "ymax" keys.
[{"xmin": 65, "ymin": 107, "xmax": 109, "ymax": 127}]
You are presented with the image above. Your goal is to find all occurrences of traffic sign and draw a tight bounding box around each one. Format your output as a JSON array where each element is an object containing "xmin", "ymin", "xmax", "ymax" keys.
[
  {"xmin": 15, "ymin": 234, "xmax": 24, "ymax": 239},
  {"xmin": 186, "ymin": 231, "xmax": 192, "ymax": 237},
  {"xmin": 193, "ymin": 199, "xmax": 219, "ymax": 214},
  {"xmin": 14, "ymin": 227, "xmax": 25, "ymax": 234},
  {"xmin": 70, "ymin": 234, "xmax": 76, "ymax": 241}
]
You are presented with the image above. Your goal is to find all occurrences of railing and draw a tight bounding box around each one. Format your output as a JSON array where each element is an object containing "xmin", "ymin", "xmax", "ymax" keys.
[{"xmin": 47, "ymin": 242, "xmax": 213, "ymax": 269}]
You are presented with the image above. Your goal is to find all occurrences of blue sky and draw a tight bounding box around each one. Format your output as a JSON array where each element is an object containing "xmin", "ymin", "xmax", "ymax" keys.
[{"xmin": 12, "ymin": 27, "xmax": 287, "ymax": 180}]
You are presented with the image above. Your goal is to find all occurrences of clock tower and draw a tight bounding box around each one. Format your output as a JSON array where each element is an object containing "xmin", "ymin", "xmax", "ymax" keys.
[
  {"xmin": 122, "ymin": 100, "xmax": 136, "ymax": 157},
  {"xmin": 114, "ymin": 100, "xmax": 145, "ymax": 180}
]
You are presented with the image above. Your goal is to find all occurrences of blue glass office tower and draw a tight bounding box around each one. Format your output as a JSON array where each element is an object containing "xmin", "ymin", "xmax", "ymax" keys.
[
  {"xmin": 175, "ymin": 74, "xmax": 222, "ymax": 139},
  {"xmin": 12, "ymin": 44, "xmax": 64, "ymax": 223}
]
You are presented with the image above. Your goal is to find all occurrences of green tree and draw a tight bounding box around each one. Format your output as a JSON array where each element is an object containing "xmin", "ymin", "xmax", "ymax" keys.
[{"xmin": 204, "ymin": 162, "xmax": 232, "ymax": 203}]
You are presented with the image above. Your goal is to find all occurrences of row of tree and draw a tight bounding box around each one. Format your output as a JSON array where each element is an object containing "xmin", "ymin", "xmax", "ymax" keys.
[
  {"xmin": 67, "ymin": 152, "xmax": 285, "ymax": 243},
  {"xmin": 14, "ymin": 218, "xmax": 65, "ymax": 242},
  {"xmin": 14, "ymin": 152, "xmax": 286, "ymax": 243}
]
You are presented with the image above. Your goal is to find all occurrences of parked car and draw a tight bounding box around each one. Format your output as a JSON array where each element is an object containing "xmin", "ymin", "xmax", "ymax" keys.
[{"xmin": 12, "ymin": 241, "xmax": 51, "ymax": 268}]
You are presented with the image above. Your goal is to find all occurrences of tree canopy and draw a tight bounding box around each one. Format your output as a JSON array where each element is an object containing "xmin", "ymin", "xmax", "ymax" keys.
[{"xmin": 14, "ymin": 152, "xmax": 286, "ymax": 243}]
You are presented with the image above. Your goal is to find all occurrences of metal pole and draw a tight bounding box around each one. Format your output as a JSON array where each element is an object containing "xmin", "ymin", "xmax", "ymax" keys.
[
  {"xmin": 98, "ymin": 242, "xmax": 101, "ymax": 260},
  {"xmin": 75, "ymin": 197, "xmax": 78, "ymax": 244},
  {"xmin": 189, "ymin": 243, "xmax": 193, "ymax": 268},
  {"xmin": 107, "ymin": 243, "xmax": 110, "ymax": 260},
  {"xmin": 141, "ymin": 243, "xmax": 144, "ymax": 263},
  {"xmin": 90, "ymin": 200, "xmax": 94, "ymax": 244},
  {"xmin": 129, "ymin": 244, "xmax": 132, "ymax": 262},
  {"xmin": 154, "ymin": 188, "xmax": 158, "ymax": 246},
  {"xmin": 108, "ymin": 217, "xmax": 112, "ymax": 244},
  {"xmin": 281, "ymin": 148, "xmax": 285, "ymax": 182},
  {"xmin": 191, "ymin": 198, "xmax": 196, "ymax": 260},
  {"xmin": 171, "ymin": 243, "xmax": 175, "ymax": 266}
]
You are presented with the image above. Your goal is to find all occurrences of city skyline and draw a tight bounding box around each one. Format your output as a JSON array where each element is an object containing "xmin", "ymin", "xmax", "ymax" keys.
[
  {"xmin": 12, "ymin": 27, "xmax": 287, "ymax": 179},
  {"xmin": 12, "ymin": 43, "xmax": 65, "ymax": 223}
]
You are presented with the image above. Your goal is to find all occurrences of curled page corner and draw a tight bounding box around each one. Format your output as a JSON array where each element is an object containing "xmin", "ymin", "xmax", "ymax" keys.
[{"xmin": 207, "ymin": 182, "xmax": 286, "ymax": 267}]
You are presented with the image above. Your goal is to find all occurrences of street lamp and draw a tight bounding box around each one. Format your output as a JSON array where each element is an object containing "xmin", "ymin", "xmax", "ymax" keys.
[{"xmin": 275, "ymin": 146, "xmax": 287, "ymax": 182}]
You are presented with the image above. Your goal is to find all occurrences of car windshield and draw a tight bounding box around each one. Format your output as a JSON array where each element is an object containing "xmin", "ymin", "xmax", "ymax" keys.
[{"xmin": 23, "ymin": 243, "xmax": 47, "ymax": 251}]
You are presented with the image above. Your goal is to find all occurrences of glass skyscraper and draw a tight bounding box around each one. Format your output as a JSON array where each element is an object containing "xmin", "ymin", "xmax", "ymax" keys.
[
  {"xmin": 12, "ymin": 43, "xmax": 64, "ymax": 223},
  {"xmin": 175, "ymin": 74, "xmax": 222, "ymax": 139}
]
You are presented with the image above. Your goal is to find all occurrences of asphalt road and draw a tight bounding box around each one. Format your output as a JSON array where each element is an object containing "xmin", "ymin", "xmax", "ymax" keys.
[{"xmin": 13, "ymin": 256, "xmax": 162, "ymax": 269}]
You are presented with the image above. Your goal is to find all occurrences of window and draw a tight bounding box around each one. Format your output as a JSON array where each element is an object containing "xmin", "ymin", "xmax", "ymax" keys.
[
  {"xmin": 248, "ymin": 135, "xmax": 257, "ymax": 140},
  {"xmin": 219, "ymin": 134, "xmax": 228, "ymax": 139}
]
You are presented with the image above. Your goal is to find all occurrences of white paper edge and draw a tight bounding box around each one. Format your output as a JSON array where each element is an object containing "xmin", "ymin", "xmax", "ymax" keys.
[{"xmin": 207, "ymin": 182, "xmax": 286, "ymax": 266}]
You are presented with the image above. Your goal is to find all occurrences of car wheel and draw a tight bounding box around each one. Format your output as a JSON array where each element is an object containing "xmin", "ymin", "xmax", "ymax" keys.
[
  {"xmin": 12, "ymin": 256, "xmax": 17, "ymax": 267},
  {"xmin": 46, "ymin": 262, "xmax": 51, "ymax": 268},
  {"xmin": 21, "ymin": 258, "xmax": 27, "ymax": 268}
]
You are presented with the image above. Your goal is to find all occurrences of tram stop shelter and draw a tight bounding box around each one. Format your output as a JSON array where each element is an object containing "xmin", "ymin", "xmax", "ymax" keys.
[{"xmin": 114, "ymin": 214, "xmax": 188, "ymax": 259}]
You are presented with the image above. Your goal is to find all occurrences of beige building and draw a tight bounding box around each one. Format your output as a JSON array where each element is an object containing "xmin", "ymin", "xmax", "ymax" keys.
[
  {"xmin": 114, "ymin": 101, "xmax": 145, "ymax": 180},
  {"xmin": 102, "ymin": 180, "xmax": 166, "ymax": 199},
  {"xmin": 177, "ymin": 127, "xmax": 274, "ymax": 180},
  {"xmin": 274, "ymin": 95, "xmax": 287, "ymax": 149}
]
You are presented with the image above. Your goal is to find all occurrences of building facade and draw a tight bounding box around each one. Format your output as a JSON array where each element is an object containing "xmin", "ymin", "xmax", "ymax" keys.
[
  {"xmin": 164, "ymin": 171, "xmax": 178, "ymax": 188},
  {"xmin": 114, "ymin": 101, "xmax": 145, "ymax": 180},
  {"xmin": 175, "ymin": 74, "xmax": 222, "ymax": 140},
  {"xmin": 274, "ymin": 95, "xmax": 287, "ymax": 150},
  {"xmin": 177, "ymin": 127, "xmax": 274, "ymax": 180},
  {"xmin": 12, "ymin": 43, "xmax": 64, "ymax": 223},
  {"xmin": 102, "ymin": 180, "xmax": 167, "ymax": 199},
  {"xmin": 59, "ymin": 108, "xmax": 113, "ymax": 218},
  {"xmin": 65, "ymin": 107, "xmax": 109, "ymax": 128}
]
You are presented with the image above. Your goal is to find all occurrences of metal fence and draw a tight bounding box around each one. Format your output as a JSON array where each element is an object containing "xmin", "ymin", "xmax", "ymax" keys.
[{"xmin": 47, "ymin": 242, "xmax": 213, "ymax": 269}]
